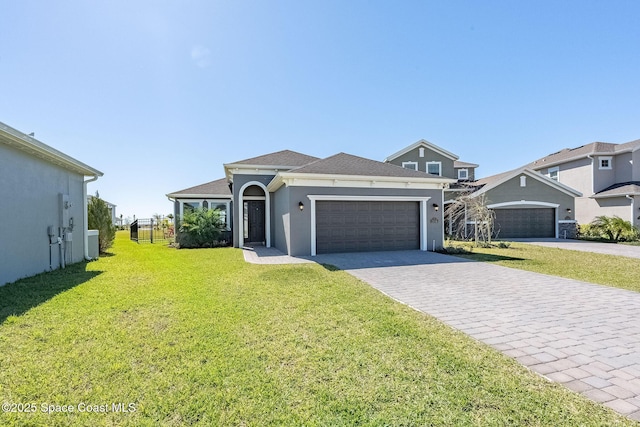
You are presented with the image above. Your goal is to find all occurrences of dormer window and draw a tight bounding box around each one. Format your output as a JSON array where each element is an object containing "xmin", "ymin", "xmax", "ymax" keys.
[
  {"xmin": 458, "ymin": 169, "xmax": 468, "ymax": 180},
  {"xmin": 426, "ymin": 161, "xmax": 441, "ymax": 176},
  {"xmin": 599, "ymin": 157, "xmax": 612, "ymax": 170},
  {"xmin": 402, "ymin": 161, "xmax": 418, "ymax": 171}
]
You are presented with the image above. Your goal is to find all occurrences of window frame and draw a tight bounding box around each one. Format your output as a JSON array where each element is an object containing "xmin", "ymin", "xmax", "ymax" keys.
[
  {"xmin": 548, "ymin": 166, "xmax": 559, "ymax": 181},
  {"xmin": 457, "ymin": 168, "xmax": 469, "ymax": 180},
  {"xmin": 598, "ymin": 156, "xmax": 612, "ymax": 170},
  {"xmin": 402, "ymin": 161, "xmax": 418, "ymax": 171},
  {"xmin": 426, "ymin": 161, "xmax": 442, "ymax": 176}
]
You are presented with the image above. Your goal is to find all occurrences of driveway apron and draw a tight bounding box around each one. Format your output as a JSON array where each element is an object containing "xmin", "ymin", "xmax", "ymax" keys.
[{"xmin": 312, "ymin": 250, "xmax": 640, "ymax": 421}]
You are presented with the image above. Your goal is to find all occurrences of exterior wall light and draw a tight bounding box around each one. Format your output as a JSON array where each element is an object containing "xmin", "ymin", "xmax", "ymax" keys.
[
  {"xmin": 299, "ymin": 201, "xmax": 304, "ymax": 211},
  {"xmin": 432, "ymin": 203, "xmax": 439, "ymax": 212},
  {"xmin": 566, "ymin": 208, "xmax": 572, "ymax": 213}
]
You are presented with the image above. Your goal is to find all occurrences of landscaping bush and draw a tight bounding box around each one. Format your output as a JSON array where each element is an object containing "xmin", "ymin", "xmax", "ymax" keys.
[
  {"xmin": 177, "ymin": 208, "xmax": 227, "ymax": 248},
  {"xmin": 88, "ymin": 193, "xmax": 116, "ymax": 253},
  {"xmin": 581, "ymin": 216, "xmax": 640, "ymax": 242}
]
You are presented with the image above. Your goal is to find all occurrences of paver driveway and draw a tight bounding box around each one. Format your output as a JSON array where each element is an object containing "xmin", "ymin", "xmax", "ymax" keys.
[{"xmin": 312, "ymin": 250, "xmax": 640, "ymax": 421}]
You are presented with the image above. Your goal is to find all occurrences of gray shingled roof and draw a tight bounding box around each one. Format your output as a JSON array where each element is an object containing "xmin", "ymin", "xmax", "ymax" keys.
[
  {"xmin": 529, "ymin": 139, "xmax": 640, "ymax": 169},
  {"xmin": 168, "ymin": 178, "xmax": 231, "ymax": 197},
  {"xmin": 592, "ymin": 181, "xmax": 640, "ymax": 198},
  {"xmin": 453, "ymin": 160, "xmax": 480, "ymax": 168},
  {"xmin": 289, "ymin": 152, "xmax": 446, "ymax": 178},
  {"xmin": 230, "ymin": 150, "xmax": 319, "ymax": 166}
]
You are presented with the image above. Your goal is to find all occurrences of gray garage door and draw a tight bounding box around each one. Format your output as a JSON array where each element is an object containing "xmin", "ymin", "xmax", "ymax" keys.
[
  {"xmin": 494, "ymin": 208, "xmax": 555, "ymax": 238},
  {"xmin": 316, "ymin": 201, "xmax": 420, "ymax": 254}
]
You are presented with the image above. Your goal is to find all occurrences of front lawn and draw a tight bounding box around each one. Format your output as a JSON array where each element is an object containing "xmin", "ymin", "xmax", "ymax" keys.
[
  {"xmin": 450, "ymin": 241, "xmax": 640, "ymax": 293},
  {"xmin": 0, "ymin": 233, "xmax": 634, "ymax": 426}
]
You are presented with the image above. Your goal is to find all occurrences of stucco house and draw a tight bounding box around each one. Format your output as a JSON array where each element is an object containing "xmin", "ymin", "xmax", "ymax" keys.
[
  {"xmin": 168, "ymin": 150, "xmax": 454, "ymax": 255},
  {"xmin": 0, "ymin": 121, "xmax": 103, "ymax": 286},
  {"xmin": 386, "ymin": 139, "xmax": 582, "ymax": 238},
  {"xmin": 528, "ymin": 139, "xmax": 640, "ymax": 229},
  {"xmin": 462, "ymin": 168, "xmax": 581, "ymax": 238}
]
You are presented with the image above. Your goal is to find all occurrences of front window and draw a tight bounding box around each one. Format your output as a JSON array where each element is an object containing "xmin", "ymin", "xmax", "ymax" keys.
[
  {"xmin": 402, "ymin": 161, "xmax": 418, "ymax": 171},
  {"xmin": 182, "ymin": 201, "xmax": 200, "ymax": 215},
  {"xmin": 426, "ymin": 161, "xmax": 441, "ymax": 176}
]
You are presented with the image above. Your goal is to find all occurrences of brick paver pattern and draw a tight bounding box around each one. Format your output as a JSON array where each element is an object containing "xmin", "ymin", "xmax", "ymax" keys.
[{"xmin": 312, "ymin": 250, "xmax": 640, "ymax": 421}]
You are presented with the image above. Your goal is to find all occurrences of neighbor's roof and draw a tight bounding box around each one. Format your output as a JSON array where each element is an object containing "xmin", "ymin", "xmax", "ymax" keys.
[
  {"xmin": 591, "ymin": 181, "xmax": 640, "ymax": 199},
  {"xmin": 471, "ymin": 167, "xmax": 582, "ymax": 198},
  {"xmin": 453, "ymin": 160, "xmax": 480, "ymax": 168},
  {"xmin": 0, "ymin": 121, "xmax": 103, "ymax": 177},
  {"xmin": 227, "ymin": 150, "xmax": 319, "ymax": 167},
  {"xmin": 529, "ymin": 139, "xmax": 640, "ymax": 169},
  {"xmin": 167, "ymin": 177, "xmax": 231, "ymax": 198},
  {"xmin": 384, "ymin": 139, "xmax": 460, "ymax": 162},
  {"xmin": 289, "ymin": 152, "xmax": 456, "ymax": 179}
]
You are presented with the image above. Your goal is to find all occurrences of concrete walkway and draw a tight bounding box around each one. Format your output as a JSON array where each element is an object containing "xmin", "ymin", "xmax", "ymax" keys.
[
  {"xmin": 311, "ymin": 250, "xmax": 640, "ymax": 421},
  {"xmin": 511, "ymin": 238, "xmax": 640, "ymax": 259},
  {"xmin": 242, "ymin": 245, "xmax": 313, "ymax": 265}
]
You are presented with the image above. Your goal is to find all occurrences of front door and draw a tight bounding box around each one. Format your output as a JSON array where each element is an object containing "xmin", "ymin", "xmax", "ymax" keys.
[{"xmin": 245, "ymin": 201, "xmax": 265, "ymax": 243}]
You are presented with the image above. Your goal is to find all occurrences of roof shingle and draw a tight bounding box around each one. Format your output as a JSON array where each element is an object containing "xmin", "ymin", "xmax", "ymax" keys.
[
  {"xmin": 229, "ymin": 150, "xmax": 319, "ymax": 166},
  {"xmin": 289, "ymin": 152, "xmax": 448, "ymax": 178},
  {"xmin": 168, "ymin": 177, "xmax": 231, "ymax": 197}
]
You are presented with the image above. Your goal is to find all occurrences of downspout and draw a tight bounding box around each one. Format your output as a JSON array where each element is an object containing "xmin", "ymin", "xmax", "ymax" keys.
[
  {"xmin": 84, "ymin": 175, "xmax": 99, "ymax": 260},
  {"xmin": 626, "ymin": 195, "xmax": 635, "ymax": 225},
  {"xmin": 587, "ymin": 155, "xmax": 594, "ymax": 195}
]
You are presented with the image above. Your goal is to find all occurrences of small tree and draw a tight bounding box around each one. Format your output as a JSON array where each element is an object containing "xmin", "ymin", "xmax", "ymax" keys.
[
  {"xmin": 177, "ymin": 207, "xmax": 225, "ymax": 248},
  {"xmin": 88, "ymin": 193, "xmax": 116, "ymax": 253},
  {"xmin": 445, "ymin": 192, "xmax": 495, "ymax": 245}
]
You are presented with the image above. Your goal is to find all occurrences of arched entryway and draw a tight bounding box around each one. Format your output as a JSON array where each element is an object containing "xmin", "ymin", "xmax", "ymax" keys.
[{"xmin": 238, "ymin": 181, "xmax": 271, "ymax": 247}]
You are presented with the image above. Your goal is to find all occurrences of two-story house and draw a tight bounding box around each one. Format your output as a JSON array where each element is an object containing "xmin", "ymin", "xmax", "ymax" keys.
[
  {"xmin": 386, "ymin": 139, "xmax": 580, "ymax": 239},
  {"xmin": 529, "ymin": 139, "xmax": 640, "ymax": 229}
]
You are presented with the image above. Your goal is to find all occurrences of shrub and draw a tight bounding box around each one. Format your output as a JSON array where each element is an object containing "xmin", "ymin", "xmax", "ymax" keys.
[
  {"xmin": 177, "ymin": 208, "xmax": 226, "ymax": 248},
  {"xmin": 88, "ymin": 194, "xmax": 116, "ymax": 253},
  {"xmin": 585, "ymin": 216, "xmax": 639, "ymax": 242}
]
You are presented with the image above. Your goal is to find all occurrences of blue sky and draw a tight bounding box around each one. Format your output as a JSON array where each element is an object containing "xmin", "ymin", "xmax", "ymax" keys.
[{"xmin": 2, "ymin": 1, "xmax": 639, "ymax": 219}]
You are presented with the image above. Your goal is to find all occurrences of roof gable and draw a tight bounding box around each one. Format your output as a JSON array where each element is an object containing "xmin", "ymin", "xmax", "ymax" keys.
[
  {"xmin": 229, "ymin": 150, "xmax": 319, "ymax": 167},
  {"xmin": 471, "ymin": 168, "xmax": 582, "ymax": 198},
  {"xmin": 289, "ymin": 152, "xmax": 448, "ymax": 178},
  {"xmin": 167, "ymin": 178, "xmax": 231, "ymax": 198},
  {"xmin": 385, "ymin": 139, "xmax": 459, "ymax": 162}
]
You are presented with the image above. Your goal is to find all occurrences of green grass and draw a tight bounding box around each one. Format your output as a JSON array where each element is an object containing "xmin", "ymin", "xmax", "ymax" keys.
[
  {"xmin": 0, "ymin": 233, "xmax": 635, "ymax": 426},
  {"xmin": 451, "ymin": 241, "xmax": 640, "ymax": 293}
]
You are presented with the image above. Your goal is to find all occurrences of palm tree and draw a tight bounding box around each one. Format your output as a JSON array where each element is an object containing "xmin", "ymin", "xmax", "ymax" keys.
[{"xmin": 589, "ymin": 215, "xmax": 638, "ymax": 241}]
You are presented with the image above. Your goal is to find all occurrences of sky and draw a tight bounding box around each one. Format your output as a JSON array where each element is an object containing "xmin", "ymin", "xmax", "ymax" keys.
[{"xmin": 2, "ymin": 1, "xmax": 639, "ymax": 220}]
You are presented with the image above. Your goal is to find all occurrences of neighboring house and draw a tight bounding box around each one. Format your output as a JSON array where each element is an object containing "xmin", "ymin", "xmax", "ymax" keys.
[
  {"xmin": 528, "ymin": 139, "xmax": 640, "ymax": 229},
  {"xmin": 0, "ymin": 121, "xmax": 103, "ymax": 286},
  {"xmin": 168, "ymin": 150, "xmax": 454, "ymax": 256},
  {"xmin": 385, "ymin": 139, "xmax": 582, "ymax": 238},
  {"xmin": 385, "ymin": 139, "xmax": 479, "ymax": 181},
  {"xmin": 87, "ymin": 195, "xmax": 117, "ymax": 225},
  {"xmin": 461, "ymin": 168, "xmax": 581, "ymax": 239}
]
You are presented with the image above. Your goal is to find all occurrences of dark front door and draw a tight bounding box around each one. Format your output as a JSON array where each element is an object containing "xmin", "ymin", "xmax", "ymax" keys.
[{"xmin": 245, "ymin": 201, "xmax": 265, "ymax": 243}]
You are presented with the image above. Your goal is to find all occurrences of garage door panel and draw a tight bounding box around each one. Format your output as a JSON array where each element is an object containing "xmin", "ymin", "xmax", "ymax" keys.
[
  {"xmin": 316, "ymin": 201, "xmax": 420, "ymax": 254},
  {"xmin": 494, "ymin": 208, "xmax": 555, "ymax": 238}
]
